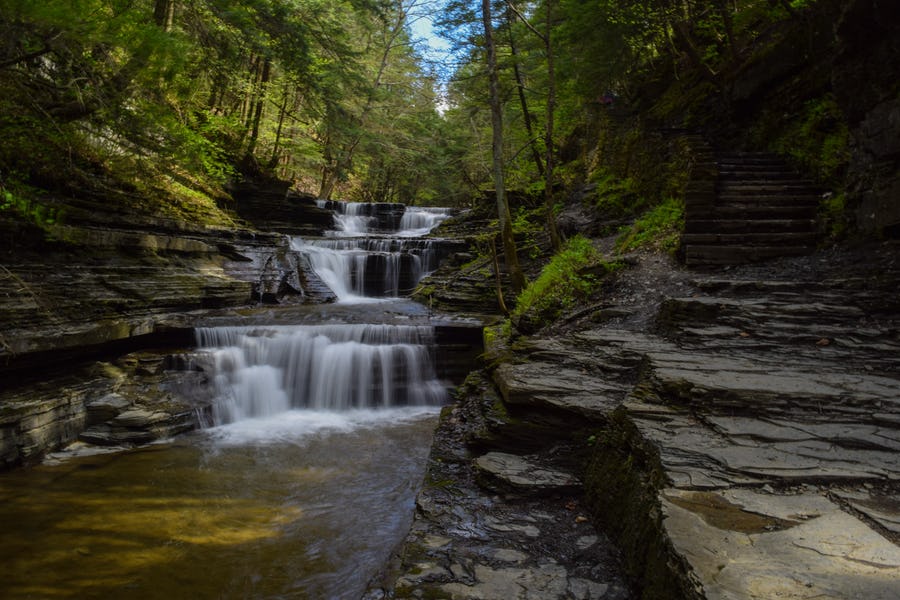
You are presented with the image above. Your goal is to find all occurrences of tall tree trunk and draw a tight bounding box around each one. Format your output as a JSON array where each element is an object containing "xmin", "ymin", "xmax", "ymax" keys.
[
  {"xmin": 543, "ymin": 0, "xmax": 561, "ymax": 250},
  {"xmin": 153, "ymin": 0, "xmax": 176, "ymax": 32},
  {"xmin": 482, "ymin": 0, "xmax": 526, "ymax": 294},
  {"xmin": 240, "ymin": 54, "xmax": 260, "ymax": 129},
  {"xmin": 715, "ymin": 0, "xmax": 739, "ymax": 62},
  {"xmin": 504, "ymin": 0, "xmax": 560, "ymax": 248},
  {"xmin": 506, "ymin": 5, "xmax": 544, "ymax": 178},
  {"xmin": 245, "ymin": 58, "xmax": 271, "ymax": 160},
  {"xmin": 268, "ymin": 80, "xmax": 291, "ymax": 169},
  {"xmin": 671, "ymin": 19, "xmax": 719, "ymax": 85}
]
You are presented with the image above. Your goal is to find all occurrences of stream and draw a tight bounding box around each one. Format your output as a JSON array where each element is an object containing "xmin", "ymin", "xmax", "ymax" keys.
[{"xmin": 0, "ymin": 202, "xmax": 461, "ymax": 599}]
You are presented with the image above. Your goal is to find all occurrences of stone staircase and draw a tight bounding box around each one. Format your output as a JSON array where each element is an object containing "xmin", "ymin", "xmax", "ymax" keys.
[{"xmin": 682, "ymin": 152, "xmax": 820, "ymax": 267}]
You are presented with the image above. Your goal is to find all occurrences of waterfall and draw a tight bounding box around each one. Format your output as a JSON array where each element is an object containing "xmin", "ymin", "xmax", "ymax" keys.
[
  {"xmin": 317, "ymin": 200, "xmax": 376, "ymax": 236},
  {"xmin": 397, "ymin": 207, "xmax": 453, "ymax": 237},
  {"xmin": 196, "ymin": 325, "xmax": 447, "ymax": 425},
  {"xmin": 290, "ymin": 238, "xmax": 439, "ymax": 300},
  {"xmin": 294, "ymin": 200, "xmax": 452, "ymax": 302}
]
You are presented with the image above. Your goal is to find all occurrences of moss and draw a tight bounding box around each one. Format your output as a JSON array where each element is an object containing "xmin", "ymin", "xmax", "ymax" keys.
[
  {"xmin": 589, "ymin": 169, "xmax": 644, "ymax": 218},
  {"xmin": 512, "ymin": 235, "xmax": 609, "ymax": 329},
  {"xmin": 820, "ymin": 191, "xmax": 850, "ymax": 240},
  {"xmin": 770, "ymin": 94, "xmax": 850, "ymax": 187},
  {"xmin": 615, "ymin": 197, "xmax": 684, "ymax": 253}
]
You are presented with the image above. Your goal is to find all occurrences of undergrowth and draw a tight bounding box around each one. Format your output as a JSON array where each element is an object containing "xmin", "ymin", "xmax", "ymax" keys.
[
  {"xmin": 615, "ymin": 197, "xmax": 684, "ymax": 253},
  {"xmin": 512, "ymin": 235, "xmax": 619, "ymax": 330}
]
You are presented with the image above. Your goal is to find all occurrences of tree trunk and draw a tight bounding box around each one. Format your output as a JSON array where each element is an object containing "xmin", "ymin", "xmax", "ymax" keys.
[
  {"xmin": 543, "ymin": 0, "xmax": 561, "ymax": 250},
  {"xmin": 245, "ymin": 58, "xmax": 271, "ymax": 160},
  {"xmin": 268, "ymin": 80, "xmax": 291, "ymax": 169},
  {"xmin": 505, "ymin": 0, "xmax": 560, "ymax": 248},
  {"xmin": 153, "ymin": 0, "xmax": 176, "ymax": 32},
  {"xmin": 482, "ymin": 0, "xmax": 526, "ymax": 294},
  {"xmin": 715, "ymin": 0, "xmax": 739, "ymax": 62},
  {"xmin": 506, "ymin": 5, "xmax": 544, "ymax": 178},
  {"xmin": 671, "ymin": 19, "xmax": 719, "ymax": 85}
]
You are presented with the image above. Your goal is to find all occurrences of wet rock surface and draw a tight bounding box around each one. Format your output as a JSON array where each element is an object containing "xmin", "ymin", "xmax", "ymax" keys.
[
  {"xmin": 0, "ymin": 351, "xmax": 216, "ymax": 467},
  {"xmin": 367, "ymin": 373, "xmax": 634, "ymax": 600},
  {"xmin": 382, "ymin": 240, "xmax": 900, "ymax": 599}
]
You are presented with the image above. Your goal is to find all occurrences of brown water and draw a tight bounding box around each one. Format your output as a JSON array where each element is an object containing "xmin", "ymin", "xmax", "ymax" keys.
[{"xmin": 0, "ymin": 408, "xmax": 438, "ymax": 599}]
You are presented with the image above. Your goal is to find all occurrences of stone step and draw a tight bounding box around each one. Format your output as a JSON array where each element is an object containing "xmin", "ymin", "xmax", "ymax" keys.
[
  {"xmin": 684, "ymin": 245, "xmax": 814, "ymax": 265},
  {"xmin": 646, "ymin": 350, "xmax": 900, "ymax": 424},
  {"xmin": 671, "ymin": 325, "xmax": 900, "ymax": 367},
  {"xmin": 718, "ymin": 170, "xmax": 802, "ymax": 180},
  {"xmin": 717, "ymin": 153, "xmax": 787, "ymax": 163},
  {"xmin": 474, "ymin": 452, "xmax": 581, "ymax": 495},
  {"xmin": 717, "ymin": 183, "xmax": 818, "ymax": 194},
  {"xmin": 708, "ymin": 204, "xmax": 819, "ymax": 219},
  {"xmin": 684, "ymin": 219, "xmax": 816, "ymax": 234},
  {"xmin": 716, "ymin": 193, "xmax": 820, "ymax": 204},
  {"xmin": 660, "ymin": 295, "xmax": 868, "ymax": 327},
  {"xmin": 681, "ymin": 232, "xmax": 817, "ymax": 245}
]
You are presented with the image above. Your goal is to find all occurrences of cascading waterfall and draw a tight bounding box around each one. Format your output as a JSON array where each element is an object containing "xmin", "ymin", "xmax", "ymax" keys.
[
  {"xmin": 196, "ymin": 324, "xmax": 447, "ymax": 425},
  {"xmin": 398, "ymin": 206, "xmax": 453, "ymax": 237},
  {"xmin": 297, "ymin": 200, "xmax": 453, "ymax": 302},
  {"xmin": 317, "ymin": 200, "xmax": 377, "ymax": 236},
  {"xmin": 289, "ymin": 238, "xmax": 439, "ymax": 299}
]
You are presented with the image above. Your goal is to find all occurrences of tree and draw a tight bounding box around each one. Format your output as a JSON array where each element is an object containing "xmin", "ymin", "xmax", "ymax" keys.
[
  {"xmin": 482, "ymin": 0, "xmax": 526, "ymax": 294},
  {"xmin": 504, "ymin": 0, "xmax": 561, "ymax": 249}
]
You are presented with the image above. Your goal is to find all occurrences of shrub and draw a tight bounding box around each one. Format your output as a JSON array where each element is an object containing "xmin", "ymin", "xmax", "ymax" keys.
[
  {"xmin": 513, "ymin": 235, "xmax": 616, "ymax": 330},
  {"xmin": 615, "ymin": 197, "xmax": 684, "ymax": 253}
]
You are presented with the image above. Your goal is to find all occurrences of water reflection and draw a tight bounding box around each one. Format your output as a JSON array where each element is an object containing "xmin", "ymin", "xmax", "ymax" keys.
[{"xmin": 0, "ymin": 408, "xmax": 439, "ymax": 599}]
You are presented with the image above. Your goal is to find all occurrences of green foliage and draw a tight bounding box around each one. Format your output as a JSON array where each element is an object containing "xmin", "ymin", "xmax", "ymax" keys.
[
  {"xmin": 769, "ymin": 95, "xmax": 850, "ymax": 187},
  {"xmin": 0, "ymin": 0, "xmax": 455, "ymax": 217},
  {"xmin": 615, "ymin": 197, "xmax": 684, "ymax": 253},
  {"xmin": 820, "ymin": 192, "xmax": 849, "ymax": 240},
  {"xmin": 589, "ymin": 169, "xmax": 643, "ymax": 217},
  {"xmin": 0, "ymin": 185, "xmax": 61, "ymax": 231},
  {"xmin": 512, "ymin": 235, "xmax": 615, "ymax": 327},
  {"xmin": 512, "ymin": 207, "xmax": 545, "ymax": 259}
]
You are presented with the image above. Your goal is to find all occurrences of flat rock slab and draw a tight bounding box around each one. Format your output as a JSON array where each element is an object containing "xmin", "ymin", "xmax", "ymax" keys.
[
  {"xmin": 474, "ymin": 452, "xmax": 580, "ymax": 494},
  {"xmin": 111, "ymin": 409, "xmax": 171, "ymax": 428},
  {"xmin": 493, "ymin": 362, "xmax": 625, "ymax": 420},
  {"xmin": 662, "ymin": 488, "xmax": 900, "ymax": 600},
  {"xmin": 832, "ymin": 489, "xmax": 900, "ymax": 535},
  {"xmin": 438, "ymin": 562, "xmax": 611, "ymax": 600}
]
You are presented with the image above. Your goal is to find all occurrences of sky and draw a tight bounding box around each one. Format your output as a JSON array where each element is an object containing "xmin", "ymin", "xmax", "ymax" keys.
[{"xmin": 408, "ymin": 2, "xmax": 453, "ymax": 74}]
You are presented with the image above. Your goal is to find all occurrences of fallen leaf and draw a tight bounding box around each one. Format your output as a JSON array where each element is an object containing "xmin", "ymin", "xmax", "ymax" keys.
[{"xmin": 815, "ymin": 338, "xmax": 831, "ymax": 346}]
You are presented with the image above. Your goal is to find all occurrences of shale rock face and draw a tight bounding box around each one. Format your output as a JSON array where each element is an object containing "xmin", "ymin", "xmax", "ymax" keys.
[
  {"xmin": 833, "ymin": 0, "xmax": 900, "ymax": 235},
  {"xmin": 0, "ymin": 183, "xmax": 336, "ymax": 466},
  {"xmin": 233, "ymin": 181, "xmax": 334, "ymax": 235},
  {"xmin": 0, "ymin": 352, "xmax": 216, "ymax": 467},
  {"xmin": 383, "ymin": 242, "xmax": 900, "ymax": 600}
]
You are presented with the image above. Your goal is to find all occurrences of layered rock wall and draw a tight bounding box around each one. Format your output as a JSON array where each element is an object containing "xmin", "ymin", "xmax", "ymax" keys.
[{"xmin": 833, "ymin": 0, "xmax": 900, "ymax": 234}]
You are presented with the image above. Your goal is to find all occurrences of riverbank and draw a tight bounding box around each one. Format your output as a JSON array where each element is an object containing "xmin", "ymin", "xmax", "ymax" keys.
[{"xmin": 374, "ymin": 238, "xmax": 900, "ymax": 599}]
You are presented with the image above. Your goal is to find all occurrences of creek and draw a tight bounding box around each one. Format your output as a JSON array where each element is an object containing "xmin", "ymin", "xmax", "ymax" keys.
[{"xmin": 0, "ymin": 202, "xmax": 467, "ymax": 599}]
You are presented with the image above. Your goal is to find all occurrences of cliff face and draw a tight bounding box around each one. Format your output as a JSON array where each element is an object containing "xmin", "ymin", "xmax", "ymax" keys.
[
  {"xmin": 616, "ymin": 0, "xmax": 899, "ymax": 239},
  {"xmin": 833, "ymin": 0, "xmax": 900, "ymax": 235}
]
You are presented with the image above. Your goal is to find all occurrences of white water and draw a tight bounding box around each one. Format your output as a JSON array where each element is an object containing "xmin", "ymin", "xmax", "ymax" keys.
[
  {"xmin": 290, "ymin": 237, "xmax": 439, "ymax": 301},
  {"xmin": 196, "ymin": 324, "xmax": 447, "ymax": 425},
  {"xmin": 298, "ymin": 201, "xmax": 452, "ymax": 302},
  {"xmin": 204, "ymin": 405, "xmax": 441, "ymax": 446},
  {"xmin": 319, "ymin": 200, "xmax": 377, "ymax": 236},
  {"xmin": 397, "ymin": 206, "xmax": 452, "ymax": 237}
]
